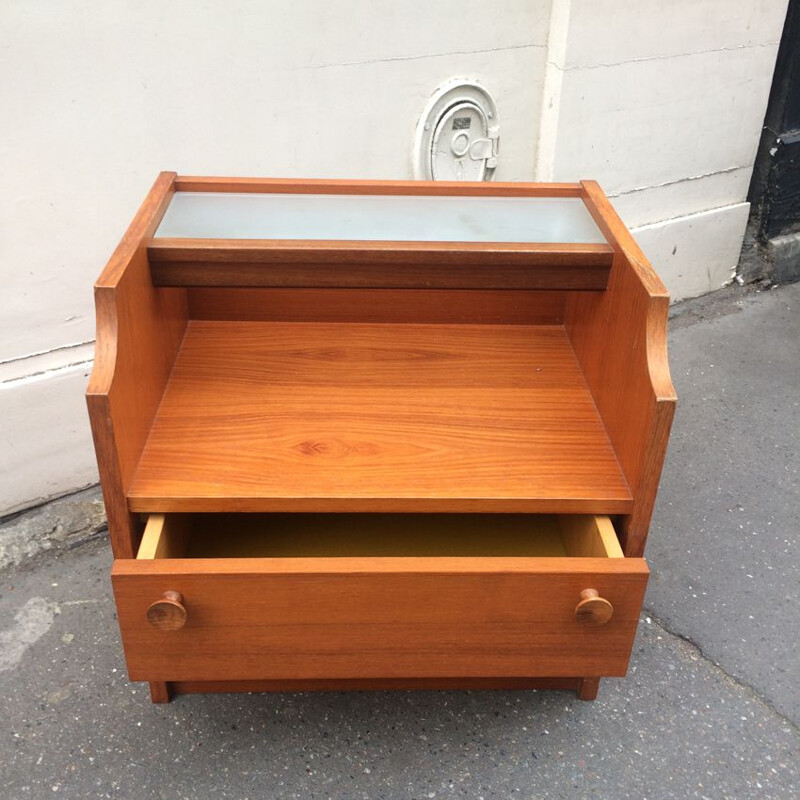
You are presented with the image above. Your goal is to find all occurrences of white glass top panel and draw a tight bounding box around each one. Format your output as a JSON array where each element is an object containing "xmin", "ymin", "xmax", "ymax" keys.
[{"xmin": 155, "ymin": 192, "xmax": 606, "ymax": 244}]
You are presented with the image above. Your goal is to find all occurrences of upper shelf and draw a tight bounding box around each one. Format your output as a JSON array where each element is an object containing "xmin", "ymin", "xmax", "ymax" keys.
[
  {"xmin": 147, "ymin": 182, "xmax": 614, "ymax": 291},
  {"xmin": 155, "ymin": 192, "xmax": 606, "ymax": 244}
]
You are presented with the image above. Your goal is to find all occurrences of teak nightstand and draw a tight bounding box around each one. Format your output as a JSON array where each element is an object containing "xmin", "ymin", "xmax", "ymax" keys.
[{"xmin": 87, "ymin": 174, "xmax": 675, "ymax": 704}]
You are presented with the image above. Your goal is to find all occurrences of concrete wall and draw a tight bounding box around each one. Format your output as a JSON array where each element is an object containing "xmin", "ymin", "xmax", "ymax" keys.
[{"xmin": 0, "ymin": 1, "xmax": 789, "ymax": 514}]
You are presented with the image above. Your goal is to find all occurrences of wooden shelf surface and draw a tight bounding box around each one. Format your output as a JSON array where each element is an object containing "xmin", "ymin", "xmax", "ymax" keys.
[{"xmin": 128, "ymin": 321, "xmax": 632, "ymax": 513}]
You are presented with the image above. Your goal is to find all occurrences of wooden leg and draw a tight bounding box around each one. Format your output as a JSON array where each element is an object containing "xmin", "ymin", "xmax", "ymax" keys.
[
  {"xmin": 577, "ymin": 677, "xmax": 600, "ymax": 701},
  {"xmin": 149, "ymin": 681, "xmax": 172, "ymax": 704}
]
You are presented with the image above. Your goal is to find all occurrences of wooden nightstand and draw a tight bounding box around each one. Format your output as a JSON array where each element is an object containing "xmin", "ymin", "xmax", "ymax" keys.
[{"xmin": 87, "ymin": 174, "xmax": 675, "ymax": 704}]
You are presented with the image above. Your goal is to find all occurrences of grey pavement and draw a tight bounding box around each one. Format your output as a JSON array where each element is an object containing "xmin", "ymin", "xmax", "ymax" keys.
[
  {"xmin": 649, "ymin": 281, "xmax": 800, "ymax": 723},
  {"xmin": 1, "ymin": 283, "xmax": 799, "ymax": 800}
]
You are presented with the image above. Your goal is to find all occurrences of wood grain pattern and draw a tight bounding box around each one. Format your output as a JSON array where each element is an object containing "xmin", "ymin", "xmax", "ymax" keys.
[
  {"xmin": 127, "ymin": 322, "xmax": 632, "ymax": 514},
  {"xmin": 112, "ymin": 555, "xmax": 648, "ymax": 681},
  {"xmin": 187, "ymin": 288, "xmax": 566, "ymax": 325},
  {"xmin": 568, "ymin": 181, "xmax": 677, "ymax": 556},
  {"xmin": 86, "ymin": 172, "xmax": 188, "ymax": 558},
  {"xmin": 149, "ymin": 239, "xmax": 612, "ymax": 291},
  {"xmin": 174, "ymin": 176, "xmax": 584, "ymax": 197}
]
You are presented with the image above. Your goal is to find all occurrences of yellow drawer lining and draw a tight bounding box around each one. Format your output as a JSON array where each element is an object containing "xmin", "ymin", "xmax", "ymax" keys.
[{"xmin": 136, "ymin": 513, "xmax": 623, "ymax": 560}]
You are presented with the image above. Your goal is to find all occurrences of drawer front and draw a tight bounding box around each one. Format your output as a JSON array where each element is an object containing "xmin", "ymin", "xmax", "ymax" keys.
[{"xmin": 112, "ymin": 557, "xmax": 648, "ymax": 682}]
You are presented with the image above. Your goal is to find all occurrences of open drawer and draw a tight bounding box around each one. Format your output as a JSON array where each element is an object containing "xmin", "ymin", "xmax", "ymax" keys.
[{"xmin": 112, "ymin": 513, "xmax": 648, "ymax": 682}]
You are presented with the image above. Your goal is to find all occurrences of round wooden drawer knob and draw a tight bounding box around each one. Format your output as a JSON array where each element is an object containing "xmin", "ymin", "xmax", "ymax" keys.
[
  {"xmin": 575, "ymin": 588, "xmax": 614, "ymax": 626},
  {"xmin": 146, "ymin": 591, "xmax": 187, "ymax": 631}
]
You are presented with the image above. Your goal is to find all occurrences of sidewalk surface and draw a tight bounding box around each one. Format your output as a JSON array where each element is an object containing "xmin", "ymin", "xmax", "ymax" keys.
[{"xmin": 1, "ymin": 283, "xmax": 798, "ymax": 800}]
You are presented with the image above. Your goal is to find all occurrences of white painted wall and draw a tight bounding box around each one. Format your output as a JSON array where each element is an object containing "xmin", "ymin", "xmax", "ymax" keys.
[
  {"xmin": 0, "ymin": 1, "xmax": 789, "ymax": 513},
  {"xmin": 537, "ymin": 0, "xmax": 787, "ymax": 298}
]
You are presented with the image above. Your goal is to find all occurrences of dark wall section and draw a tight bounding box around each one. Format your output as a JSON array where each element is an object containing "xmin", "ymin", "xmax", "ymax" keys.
[{"xmin": 742, "ymin": 0, "xmax": 800, "ymax": 283}]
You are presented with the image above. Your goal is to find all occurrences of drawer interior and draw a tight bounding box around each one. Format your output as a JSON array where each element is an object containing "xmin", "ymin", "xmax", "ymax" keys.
[{"xmin": 136, "ymin": 513, "xmax": 624, "ymax": 560}]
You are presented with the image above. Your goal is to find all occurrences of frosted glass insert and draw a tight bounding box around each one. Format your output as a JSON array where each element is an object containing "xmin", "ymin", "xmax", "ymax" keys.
[{"xmin": 155, "ymin": 192, "xmax": 605, "ymax": 244}]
